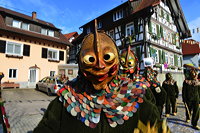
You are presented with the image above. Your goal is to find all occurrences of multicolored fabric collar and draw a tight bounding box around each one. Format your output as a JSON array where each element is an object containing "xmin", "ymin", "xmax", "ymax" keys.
[
  {"xmin": 144, "ymin": 69, "xmax": 160, "ymax": 88},
  {"xmin": 58, "ymin": 74, "xmax": 148, "ymax": 128}
]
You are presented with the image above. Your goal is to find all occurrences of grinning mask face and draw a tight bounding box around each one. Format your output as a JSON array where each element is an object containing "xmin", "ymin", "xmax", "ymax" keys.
[
  {"xmin": 120, "ymin": 46, "xmax": 137, "ymax": 74},
  {"xmin": 79, "ymin": 32, "xmax": 119, "ymax": 90}
]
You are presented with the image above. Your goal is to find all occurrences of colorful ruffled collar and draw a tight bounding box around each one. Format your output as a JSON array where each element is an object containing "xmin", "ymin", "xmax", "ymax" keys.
[{"xmin": 58, "ymin": 74, "xmax": 148, "ymax": 128}]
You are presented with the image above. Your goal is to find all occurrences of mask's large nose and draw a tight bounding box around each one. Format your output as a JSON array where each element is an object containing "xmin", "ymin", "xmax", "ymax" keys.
[{"xmin": 94, "ymin": 58, "xmax": 106, "ymax": 69}]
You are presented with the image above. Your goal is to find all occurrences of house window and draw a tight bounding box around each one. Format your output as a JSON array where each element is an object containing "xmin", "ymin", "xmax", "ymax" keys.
[
  {"xmin": 114, "ymin": 26, "xmax": 121, "ymax": 46},
  {"xmin": 152, "ymin": 23, "xmax": 156, "ymax": 35},
  {"xmin": 165, "ymin": 52, "xmax": 169, "ymax": 63},
  {"xmin": 126, "ymin": 23, "xmax": 134, "ymax": 36},
  {"xmin": 108, "ymin": 30, "xmax": 114, "ymax": 39},
  {"xmin": 86, "ymin": 27, "xmax": 91, "ymax": 34},
  {"xmin": 6, "ymin": 41, "xmax": 23, "ymax": 56},
  {"xmin": 169, "ymin": 54, "xmax": 174, "ymax": 65},
  {"xmin": 12, "ymin": 20, "xmax": 21, "ymax": 28},
  {"xmin": 48, "ymin": 49, "xmax": 59, "ymax": 61},
  {"xmin": 97, "ymin": 21, "xmax": 102, "ymax": 29},
  {"xmin": 152, "ymin": 49, "xmax": 159, "ymax": 63},
  {"xmin": 48, "ymin": 30, "xmax": 54, "ymax": 37},
  {"xmin": 50, "ymin": 71, "xmax": 55, "ymax": 77},
  {"xmin": 9, "ymin": 69, "xmax": 17, "ymax": 79},
  {"xmin": 41, "ymin": 28, "xmax": 48, "ymax": 35},
  {"xmin": 113, "ymin": 9, "xmax": 123, "ymax": 21},
  {"xmin": 21, "ymin": 23, "xmax": 29, "ymax": 30}
]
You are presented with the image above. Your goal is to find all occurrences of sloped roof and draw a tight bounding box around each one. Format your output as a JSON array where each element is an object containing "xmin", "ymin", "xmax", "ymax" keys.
[
  {"xmin": 0, "ymin": 6, "xmax": 71, "ymax": 46},
  {"xmin": 64, "ymin": 32, "xmax": 78, "ymax": 40},
  {"xmin": 0, "ymin": 7, "xmax": 57, "ymax": 29},
  {"xmin": 80, "ymin": 0, "xmax": 190, "ymax": 39},
  {"xmin": 166, "ymin": 0, "xmax": 191, "ymax": 39},
  {"xmin": 132, "ymin": 0, "xmax": 160, "ymax": 13},
  {"xmin": 182, "ymin": 39, "xmax": 200, "ymax": 55}
]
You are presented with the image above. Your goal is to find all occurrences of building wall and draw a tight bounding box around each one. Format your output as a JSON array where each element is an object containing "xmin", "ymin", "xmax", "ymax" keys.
[
  {"xmin": 58, "ymin": 64, "xmax": 78, "ymax": 80},
  {"xmin": 183, "ymin": 54, "xmax": 199, "ymax": 68},
  {"xmin": 0, "ymin": 36, "xmax": 66, "ymax": 88}
]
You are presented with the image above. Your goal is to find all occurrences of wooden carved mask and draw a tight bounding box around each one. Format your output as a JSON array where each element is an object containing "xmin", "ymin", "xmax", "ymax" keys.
[
  {"xmin": 79, "ymin": 32, "xmax": 119, "ymax": 90},
  {"xmin": 120, "ymin": 46, "xmax": 137, "ymax": 74}
]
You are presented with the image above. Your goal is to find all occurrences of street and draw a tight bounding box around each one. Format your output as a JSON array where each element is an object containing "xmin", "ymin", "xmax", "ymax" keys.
[
  {"xmin": 2, "ymin": 88, "xmax": 56, "ymax": 133},
  {"xmin": 1, "ymin": 88, "xmax": 200, "ymax": 133}
]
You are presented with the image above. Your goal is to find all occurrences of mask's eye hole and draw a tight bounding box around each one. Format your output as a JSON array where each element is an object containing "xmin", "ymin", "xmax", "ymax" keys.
[
  {"xmin": 128, "ymin": 59, "xmax": 135, "ymax": 67},
  {"xmin": 120, "ymin": 57, "xmax": 125, "ymax": 65},
  {"xmin": 104, "ymin": 52, "xmax": 115, "ymax": 62},
  {"xmin": 83, "ymin": 55, "xmax": 95, "ymax": 64}
]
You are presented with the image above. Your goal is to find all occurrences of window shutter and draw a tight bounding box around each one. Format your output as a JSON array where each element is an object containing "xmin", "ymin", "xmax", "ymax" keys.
[
  {"xmin": 159, "ymin": 50, "xmax": 162, "ymax": 63},
  {"xmin": 148, "ymin": 21, "xmax": 152, "ymax": 34},
  {"xmin": 54, "ymin": 31, "xmax": 60, "ymax": 38},
  {"xmin": 174, "ymin": 54, "xmax": 178, "ymax": 66},
  {"xmin": 42, "ymin": 48, "xmax": 47, "ymax": 58},
  {"xmin": 23, "ymin": 44, "xmax": 30, "ymax": 56},
  {"xmin": 172, "ymin": 34, "xmax": 176, "ymax": 45},
  {"xmin": 166, "ymin": 14, "xmax": 170, "ymax": 22},
  {"xmin": 136, "ymin": 46, "xmax": 141, "ymax": 61},
  {"xmin": 35, "ymin": 25, "xmax": 41, "ymax": 33},
  {"xmin": 162, "ymin": 51, "xmax": 165, "ymax": 63},
  {"xmin": 134, "ymin": 20, "xmax": 138, "ymax": 35},
  {"xmin": 161, "ymin": 9, "xmax": 164, "ymax": 18},
  {"xmin": 5, "ymin": 17, "xmax": 13, "ymax": 26},
  {"xmin": 59, "ymin": 51, "xmax": 64, "ymax": 61},
  {"xmin": 29, "ymin": 24, "xmax": 41, "ymax": 33},
  {"xmin": 160, "ymin": 26, "xmax": 163, "ymax": 38},
  {"xmin": 156, "ymin": 25, "xmax": 160, "ymax": 38},
  {"xmin": 29, "ymin": 24, "xmax": 34, "ymax": 31},
  {"xmin": 149, "ymin": 47, "xmax": 153, "ymax": 57},
  {"xmin": 0, "ymin": 40, "xmax": 6, "ymax": 53}
]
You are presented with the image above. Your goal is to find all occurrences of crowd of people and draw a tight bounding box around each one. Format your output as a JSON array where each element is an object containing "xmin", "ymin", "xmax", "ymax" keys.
[{"xmin": 33, "ymin": 30, "xmax": 199, "ymax": 132}]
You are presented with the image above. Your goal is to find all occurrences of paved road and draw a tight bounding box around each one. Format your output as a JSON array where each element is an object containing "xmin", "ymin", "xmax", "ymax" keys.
[
  {"xmin": 164, "ymin": 93, "xmax": 200, "ymax": 133},
  {"xmin": 2, "ymin": 88, "xmax": 56, "ymax": 133},
  {"xmin": 1, "ymin": 89, "xmax": 200, "ymax": 133}
]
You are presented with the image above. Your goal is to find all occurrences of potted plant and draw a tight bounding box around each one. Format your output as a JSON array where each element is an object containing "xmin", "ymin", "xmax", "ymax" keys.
[{"xmin": 154, "ymin": 63, "xmax": 162, "ymax": 68}]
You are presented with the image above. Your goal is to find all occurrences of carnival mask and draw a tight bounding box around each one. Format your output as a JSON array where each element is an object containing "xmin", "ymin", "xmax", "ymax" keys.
[
  {"xmin": 190, "ymin": 69, "xmax": 198, "ymax": 79},
  {"xmin": 166, "ymin": 73, "xmax": 172, "ymax": 80},
  {"xmin": 120, "ymin": 46, "xmax": 137, "ymax": 74},
  {"xmin": 79, "ymin": 32, "xmax": 119, "ymax": 90}
]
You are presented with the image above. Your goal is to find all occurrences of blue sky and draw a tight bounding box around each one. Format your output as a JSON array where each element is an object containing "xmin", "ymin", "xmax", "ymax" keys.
[{"xmin": 0, "ymin": 0, "xmax": 200, "ymax": 40}]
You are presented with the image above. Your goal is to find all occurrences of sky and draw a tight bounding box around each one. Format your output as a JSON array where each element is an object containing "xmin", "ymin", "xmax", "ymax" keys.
[{"xmin": 0, "ymin": 0, "xmax": 200, "ymax": 41}]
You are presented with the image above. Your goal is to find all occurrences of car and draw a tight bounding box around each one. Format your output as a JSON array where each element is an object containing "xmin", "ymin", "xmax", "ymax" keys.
[{"xmin": 36, "ymin": 76, "xmax": 63, "ymax": 96}]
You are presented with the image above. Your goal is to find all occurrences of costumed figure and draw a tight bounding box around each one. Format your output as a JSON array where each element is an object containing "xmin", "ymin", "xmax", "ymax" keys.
[
  {"xmin": 119, "ymin": 46, "xmax": 155, "ymax": 105},
  {"xmin": 162, "ymin": 73, "xmax": 179, "ymax": 117},
  {"xmin": 143, "ymin": 68, "xmax": 167, "ymax": 118},
  {"xmin": 182, "ymin": 68, "xmax": 200, "ymax": 130},
  {"xmin": 34, "ymin": 24, "xmax": 170, "ymax": 133},
  {"xmin": 119, "ymin": 45, "xmax": 139, "ymax": 77},
  {"xmin": 0, "ymin": 72, "xmax": 11, "ymax": 133}
]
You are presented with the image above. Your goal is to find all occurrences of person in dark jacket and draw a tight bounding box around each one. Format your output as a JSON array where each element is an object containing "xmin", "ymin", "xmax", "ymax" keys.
[
  {"xmin": 33, "ymin": 30, "xmax": 170, "ymax": 133},
  {"xmin": 182, "ymin": 69, "xmax": 200, "ymax": 130},
  {"xmin": 162, "ymin": 73, "xmax": 179, "ymax": 117},
  {"xmin": 143, "ymin": 68, "xmax": 167, "ymax": 118},
  {"xmin": 152, "ymin": 70, "xmax": 167, "ymax": 118}
]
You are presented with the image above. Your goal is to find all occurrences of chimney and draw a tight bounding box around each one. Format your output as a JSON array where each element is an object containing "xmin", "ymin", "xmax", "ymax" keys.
[{"xmin": 32, "ymin": 11, "xmax": 37, "ymax": 20}]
